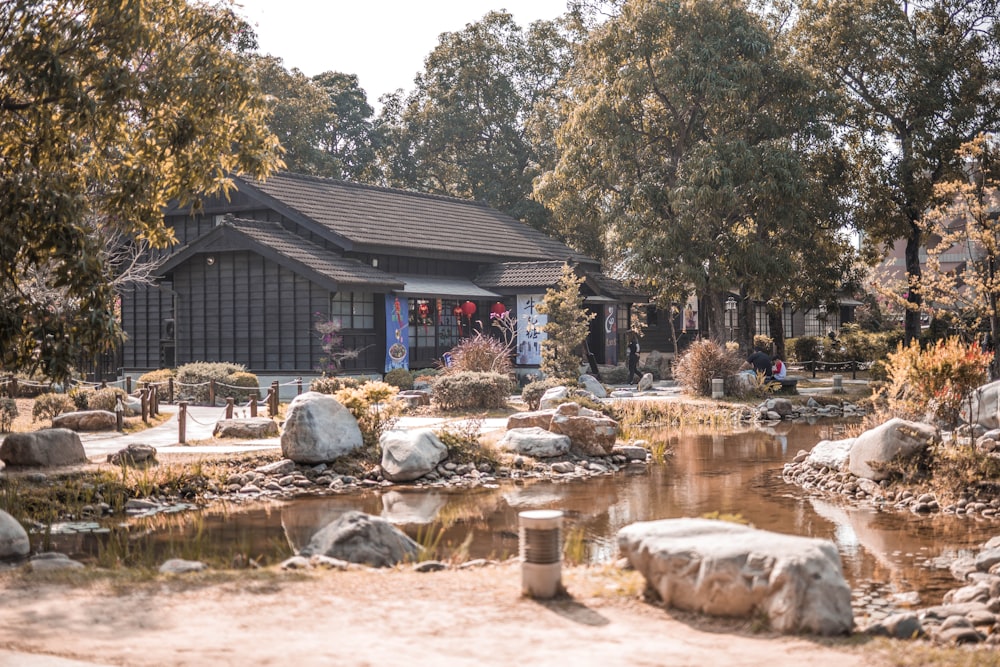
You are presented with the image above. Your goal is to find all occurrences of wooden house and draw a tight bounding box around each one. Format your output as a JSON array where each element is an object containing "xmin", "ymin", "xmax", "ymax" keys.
[{"xmin": 120, "ymin": 172, "xmax": 644, "ymax": 387}]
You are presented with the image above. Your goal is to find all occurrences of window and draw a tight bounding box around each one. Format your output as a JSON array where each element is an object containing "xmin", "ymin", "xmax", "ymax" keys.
[{"xmin": 330, "ymin": 292, "xmax": 374, "ymax": 330}]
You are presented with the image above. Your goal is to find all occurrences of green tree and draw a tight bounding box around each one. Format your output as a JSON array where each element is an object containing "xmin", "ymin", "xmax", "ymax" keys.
[
  {"xmin": 536, "ymin": 264, "xmax": 595, "ymax": 379},
  {"xmin": 537, "ymin": 0, "xmax": 852, "ymax": 348},
  {"xmin": 312, "ymin": 72, "xmax": 383, "ymax": 182},
  {"xmin": 0, "ymin": 0, "xmax": 282, "ymax": 381},
  {"xmin": 794, "ymin": 0, "xmax": 1000, "ymax": 345},
  {"xmin": 378, "ymin": 11, "xmax": 571, "ymax": 231}
]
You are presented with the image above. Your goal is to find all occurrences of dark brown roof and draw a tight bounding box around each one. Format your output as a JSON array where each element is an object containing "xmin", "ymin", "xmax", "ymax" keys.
[
  {"xmin": 157, "ymin": 218, "xmax": 402, "ymax": 291},
  {"xmin": 474, "ymin": 261, "xmax": 567, "ymax": 288},
  {"xmin": 239, "ymin": 172, "xmax": 592, "ymax": 264}
]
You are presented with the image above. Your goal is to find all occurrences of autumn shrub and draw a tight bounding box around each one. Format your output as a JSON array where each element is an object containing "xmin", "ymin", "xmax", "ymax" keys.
[
  {"xmin": 68, "ymin": 386, "xmax": 91, "ymax": 410},
  {"xmin": 138, "ymin": 368, "xmax": 175, "ymax": 386},
  {"xmin": 885, "ymin": 337, "xmax": 991, "ymax": 429},
  {"xmin": 673, "ymin": 339, "xmax": 743, "ymax": 397},
  {"xmin": 445, "ymin": 333, "xmax": 512, "ymax": 375},
  {"xmin": 521, "ymin": 377, "xmax": 566, "ymax": 411},
  {"xmin": 335, "ymin": 381, "xmax": 402, "ymax": 448},
  {"xmin": 0, "ymin": 398, "xmax": 17, "ymax": 432},
  {"xmin": 434, "ymin": 416, "xmax": 502, "ymax": 467},
  {"xmin": 223, "ymin": 371, "xmax": 261, "ymax": 403},
  {"xmin": 432, "ymin": 371, "xmax": 512, "ymax": 411},
  {"xmin": 32, "ymin": 392, "xmax": 75, "ymax": 422},
  {"xmin": 310, "ymin": 375, "xmax": 362, "ymax": 394},
  {"xmin": 89, "ymin": 387, "xmax": 128, "ymax": 412},
  {"xmin": 753, "ymin": 334, "xmax": 773, "ymax": 353},
  {"xmin": 383, "ymin": 368, "xmax": 414, "ymax": 390}
]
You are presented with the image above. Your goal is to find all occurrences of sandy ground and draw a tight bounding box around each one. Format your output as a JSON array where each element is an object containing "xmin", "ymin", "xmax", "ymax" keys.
[{"xmin": 0, "ymin": 564, "xmax": 885, "ymax": 667}]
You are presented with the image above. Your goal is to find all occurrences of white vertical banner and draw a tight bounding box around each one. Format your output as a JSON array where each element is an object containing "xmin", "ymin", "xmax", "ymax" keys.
[{"xmin": 516, "ymin": 294, "xmax": 547, "ymax": 365}]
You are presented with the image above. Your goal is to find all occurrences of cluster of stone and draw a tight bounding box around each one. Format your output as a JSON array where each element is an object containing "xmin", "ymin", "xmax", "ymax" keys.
[
  {"xmin": 754, "ymin": 396, "xmax": 867, "ymax": 422},
  {"xmin": 864, "ymin": 536, "xmax": 1000, "ymax": 644},
  {"xmin": 501, "ymin": 399, "xmax": 630, "ymax": 458}
]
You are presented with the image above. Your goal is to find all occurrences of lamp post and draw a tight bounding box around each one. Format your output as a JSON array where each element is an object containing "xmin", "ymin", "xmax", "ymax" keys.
[{"xmin": 725, "ymin": 297, "xmax": 737, "ymax": 342}]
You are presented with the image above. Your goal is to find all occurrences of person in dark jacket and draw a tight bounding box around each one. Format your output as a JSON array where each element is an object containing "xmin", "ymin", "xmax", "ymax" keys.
[
  {"xmin": 626, "ymin": 334, "xmax": 641, "ymax": 385},
  {"xmin": 747, "ymin": 347, "xmax": 773, "ymax": 379}
]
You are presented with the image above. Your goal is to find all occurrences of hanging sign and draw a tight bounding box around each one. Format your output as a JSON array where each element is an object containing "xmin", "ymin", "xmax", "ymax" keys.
[
  {"xmin": 604, "ymin": 304, "xmax": 618, "ymax": 366},
  {"xmin": 385, "ymin": 295, "xmax": 409, "ymax": 372},
  {"xmin": 515, "ymin": 294, "xmax": 547, "ymax": 366}
]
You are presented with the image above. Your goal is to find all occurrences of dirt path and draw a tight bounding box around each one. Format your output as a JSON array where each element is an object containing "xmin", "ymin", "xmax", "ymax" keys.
[{"xmin": 0, "ymin": 564, "xmax": 883, "ymax": 667}]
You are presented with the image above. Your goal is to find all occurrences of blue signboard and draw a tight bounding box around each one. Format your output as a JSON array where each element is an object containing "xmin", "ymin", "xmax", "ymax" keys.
[{"xmin": 385, "ymin": 295, "xmax": 409, "ymax": 372}]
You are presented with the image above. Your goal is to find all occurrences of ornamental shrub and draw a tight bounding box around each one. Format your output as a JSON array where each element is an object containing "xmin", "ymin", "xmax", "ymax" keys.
[
  {"xmin": 672, "ymin": 339, "xmax": 743, "ymax": 397},
  {"xmin": 383, "ymin": 368, "xmax": 414, "ymax": 390},
  {"xmin": 334, "ymin": 381, "xmax": 402, "ymax": 448},
  {"xmin": 432, "ymin": 371, "xmax": 513, "ymax": 411},
  {"xmin": 311, "ymin": 375, "xmax": 362, "ymax": 394},
  {"xmin": 89, "ymin": 387, "xmax": 128, "ymax": 412},
  {"xmin": 68, "ymin": 386, "xmax": 91, "ymax": 410},
  {"xmin": 536, "ymin": 264, "xmax": 594, "ymax": 379},
  {"xmin": 175, "ymin": 362, "xmax": 245, "ymax": 404},
  {"xmin": 445, "ymin": 333, "xmax": 512, "ymax": 375},
  {"xmin": 790, "ymin": 336, "xmax": 822, "ymax": 364},
  {"xmin": 521, "ymin": 377, "xmax": 566, "ymax": 410},
  {"xmin": 138, "ymin": 368, "xmax": 175, "ymax": 386},
  {"xmin": 224, "ymin": 371, "xmax": 261, "ymax": 403},
  {"xmin": 885, "ymin": 338, "xmax": 990, "ymax": 429},
  {"xmin": 0, "ymin": 397, "xmax": 17, "ymax": 432},
  {"xmin": 32, "ymin": 392, "xmax": 75, "ymax": 422}
]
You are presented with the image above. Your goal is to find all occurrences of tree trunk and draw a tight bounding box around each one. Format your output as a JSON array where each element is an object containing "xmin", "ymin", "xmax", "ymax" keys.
[
  {"xmin": 738, "ymin": 286, "xmax": 754, "ymax": 354},
  {"xmin": 904, "ymin": 221, "xmax": 923, "ymax": 345},
  {"xmin": 767, "ymin": 301, "xmax": 785, "ymax": 360},
  {"xmin": 703, "ymin": 290, "xmax": 725, "ymax": 342}
]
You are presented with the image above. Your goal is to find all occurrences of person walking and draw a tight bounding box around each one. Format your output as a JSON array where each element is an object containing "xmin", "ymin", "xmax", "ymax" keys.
[{"xmin": 626, "ymin": 334, "xmax": 641, "ymax": 385}]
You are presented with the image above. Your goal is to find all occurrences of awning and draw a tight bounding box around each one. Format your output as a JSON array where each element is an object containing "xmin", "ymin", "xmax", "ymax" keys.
[
  {"xmin": 583, "ymin": 295, "xmax": 618, "ymax": 304},
  {"xmin": 392, "ymin": 275, "xmax": 500, "ymax": 299}
]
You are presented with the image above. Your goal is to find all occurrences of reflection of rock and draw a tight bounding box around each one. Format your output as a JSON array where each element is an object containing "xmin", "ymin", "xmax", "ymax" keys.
[
  {"xmin": 502, "ymin": 485, "xmax": 569, "ymax": 508},
  {"xmin": 381, "ymin": 490, "xmax": 446, "ymax": 524},
  {"xmin": 298, "ymin": 511, "xmax": 419, "ymax": 567},
  {"xmin": 280, "ymin": 497, "xmax": 383, "ymax": 553},
  {"xmin": 618, "ymin": 518, "xmax": 853, "ymax": 635},
  {"xmin": 808, "ymin": 496, "xmax": 903, "ymax": 574}
]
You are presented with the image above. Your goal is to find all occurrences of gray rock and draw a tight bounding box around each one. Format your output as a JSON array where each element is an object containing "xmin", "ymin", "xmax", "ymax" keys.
[
  {"xmin": 506, "ymin": 410, "xmax": 554, "ymax": 431},
  {"xmin": 280, "ymin": 392, "xmax": 363, "ymax": 464},
  {"xmin": 538, "ymin": 386, "xmax": 569, "ymax": 410},
  {"xmin": 964, "ymin": 380, "xmax": 1000, "ymax": 429},
  {"xmin": 0, "ymin": 429, "xmax": 87, "ymax": 467},
  {"xmin": 279, "ymin": 556, "xmax": 311, "ymax": 570},
  {"xmin": 866, "ymin": 612, "xmax": 924, "ymax": 639},
  {"xmin": 29, "ymin": 552, "xmax": 84, "ymax": 572},
  {"xmin": 0, "ymin": 509, "xmax": 29, "ymax": 560},
  {"xmin": 159, "ymin": 558, "xmax": 207, "ymax": 574},
  {"xmin": 298, "ymin": 511, "xmax": 419, "ymax": 568},
  {"xmin": 414, "ymin": 560, "xmax": 448, "ymax": 572},
  {"xmin": 498, "ymin": 427, "xmax": 571, "ymax": 458},
  {"xmin": 551, "ymin": 461, "xmax": 576, "ymax": 474},
  {"xmin": 975, "ymin": 546, "xmax": 1000, "ymax": 573},
  {"xmin": 380, "ymin": 429, "xmax": 448, "ymax": 482},
  {"xmin": 52, "ymin": 410, "xmax": 117, "ymax": 432},
  {"xmin": 107, "ymin": 443, "xmax": 157, "ymax": 467},
  {"xmin": 213, "ymin": 417, "xmax": 279, "ymax": 439},
  {"xmin": 578, "ymin": 374, "xmax": 607, "ymax": 398},
  {"xmin": 944, "ymin": 582, "xmax": 991, "ymax": 604},
  {"xmin": 848, "ymin": 418, "xmax": 937, "ymax": 481},
  {"xmin": 612, "ymin": 444, "xmax": 648, "ymax": 462},
  {"xmin": 255, "ymin": 459, "xmax": 296, "ymax": 476},
  {"xmin": 951, "ymin": 556, "xmax": 979, "ymax": 582},
  {"xmin": 765, "ymin": 398, "xmax": 795, "ymax": 417},
  {"xmin": 637, "ymin": 373, "xmax": 654, "ymax": 392},
  {"xmin": 806, "ymin": 438, "xmax": 855, "ymax": 471},
  {"xmin": 617, "ymin": 518, "xmax": 853, "ymax": 635},
  {"xmin": 549, "ymin": 410, "xmax": 618, "ymax": 457}
]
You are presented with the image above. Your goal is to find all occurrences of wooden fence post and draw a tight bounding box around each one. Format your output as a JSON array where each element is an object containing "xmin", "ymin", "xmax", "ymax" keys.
[
  {"xmin": 115, "ymin": 395, "xmax": 124, "ymax": 432},
  {"xmin": 168, "ymin": 377, "xmax": 174, "ymax": 404},
  {"xmin": 126, "ymin": 376, "xmax": 132, "ymax": 394},
  {"xmin": 250, "ymin": 395, "xmax": 258, "ymax": 418},
  {"xmin": 270, "ymin": 381, "xmax": 279, "ymax": 416},
  {"xmin": 296, "ymin": 377, "xmax": 303, "ymax": 395},
  {"xmin": 225, "ymin": 397, "xmax": 234, "ymax": 419},
  {"xmin": 140, "ymin": 387, "xmax": 149, "ymax": 424},
  {"xmin": 209, "ymin": 379, "xmax": 216, "ymax": 407},
  {"xmin": 178, "ymin": 401, "xmax": 187, "ymax": 444}
]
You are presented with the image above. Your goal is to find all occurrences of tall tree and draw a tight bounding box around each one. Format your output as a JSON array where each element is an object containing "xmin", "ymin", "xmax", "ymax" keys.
[
  {"xmin": 378, "ymin": 11, "xmax": 571, "ymax": 232},
  {"xmin": 312, "ymin": 72, "xmax": 383, "ymax": 182},
  {"xmin": 794, "ymin": 0, "xmax": 1000, "ymax": 344},
  {"xmin": 537, "ymin": 0, "xmax": 853, "ymax": 347},
  {"xmin": 0, "ymin": 0, "xmax": 282, "ymax": 380}
]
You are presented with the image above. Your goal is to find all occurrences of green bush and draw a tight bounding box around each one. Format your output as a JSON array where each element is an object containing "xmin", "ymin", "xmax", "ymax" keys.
[
  {"xmin": 521, "ymin": 377, "xmax": 566, "ymax": 411},
  {"xmin": 432, "ymin": 371, "xmax": 512, "ymax": 411},
  {"xmin": 790, "ymin": 336, "xmax": 822, "ymax": 364},
  {"xmin": 0, "ymin": 397, "xmax": 17, "ymax": 432},
  {"xmin": 89, "ymin": 387, "xmax": 128, "ymax": 412},
  {"xmin": 673, "ymin": 339, "xmax": 743, "ymax": 397},
  {"xmin": 334, "ymin": 381, "xmax": 402, "ymax": 448},
  {"xmin": 175, "ymin": 362, "xmax": 246, "ymax": 404},
  {"xmin": 383, "ymin": 368, "xmax": 414, "ymax": 390},
  {"xmin": 32, "ymin": 392, "xmax": 75, "ymax": 422},
  {"xmin": 68, "ymin": 386, "xmax": 91, "ymax": 410},
  {"xmin": 138, "ymin": 368, "xmax": 175, "ymax": 386},
  {"xmin": 310, "ymin": 375, "xmax": 362, "ymax": 395},
  {"xmin": 223, "ymin": 371, "xmax": 260, "ymax": 403}
]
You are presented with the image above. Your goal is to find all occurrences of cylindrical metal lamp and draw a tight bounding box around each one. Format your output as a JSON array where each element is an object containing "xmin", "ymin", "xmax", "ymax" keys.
[{"xmin": 519, "ymin": 509, "xmax": 563, "ymax": 598}]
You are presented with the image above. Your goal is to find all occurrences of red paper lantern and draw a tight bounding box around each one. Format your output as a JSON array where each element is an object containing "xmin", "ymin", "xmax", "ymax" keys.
[
  {"xmin": 490, "ymin": 302, "xmax": 507, "ymax": 317},
  {"xmin": 461, "ymin": 301, "xmax": 477, "ymax": 317},
  {"xmin": 452, "ymin": 305, "xmax": 463, "ymax": 317}
]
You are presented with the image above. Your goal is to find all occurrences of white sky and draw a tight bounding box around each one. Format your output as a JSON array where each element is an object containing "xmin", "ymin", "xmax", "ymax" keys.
[{"xmin": 234, "ymin": 0, "xmax": 572, "ymax": 103}]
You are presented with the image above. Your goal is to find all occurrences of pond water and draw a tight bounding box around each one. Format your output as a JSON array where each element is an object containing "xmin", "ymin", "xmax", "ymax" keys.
[{"xmin": 43, "ymin": 421, "xmax": 999, "ymax": 609}]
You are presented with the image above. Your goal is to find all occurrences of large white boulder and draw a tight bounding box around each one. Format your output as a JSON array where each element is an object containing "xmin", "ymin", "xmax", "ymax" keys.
[
  {"xmin": 0, "ymin": 509, "xmax": 29, "ymax": 560},
  {"xmin": 807, "ymin": 438, "xmax": 856, "ymax": 471},
  {"xmin": 280, "ymin": 392, "xmax": 363, "ymax": 464},
  {"xmin": 213, "ymin": 417, "xmax": 280, "ymax": 439},
  {"xmin": 506, "ymin": 410, "xmax": 554, "ymax": 430},
  {"xmin": 498, "ymin": 427, "xmax": 571, "ymax": 458},
  {"xmin": 618, "ymin": 518, "xmax": 853, "ymax": 636},
  {"xmin": 298, "ymin": 511, "xmax": 419, "ymax": 567},
  {"xmin": 379, "ymin": 429, "xmax": 448, "ymax": 482},
  {"xmin": 964, "ymin": 380, "xmax": 1000, "ymax": 429},
  {"xmin": 578, "ymin": 374, "xmax": 607, "ymax": 398},
  {"xmin": 538, "ymin": 386, "xmax": 569, "ymax": 410},
  {"xmin": 848, "ymin": 418, "xmax": 938, "ymax": 481},
  {"xmin": 548, "ymin": 402, "xmax": 618, "ymax": 456},
  {"xmin": 0, "ymin": 429, "xmax": 88, "ymax": 467}
]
